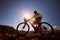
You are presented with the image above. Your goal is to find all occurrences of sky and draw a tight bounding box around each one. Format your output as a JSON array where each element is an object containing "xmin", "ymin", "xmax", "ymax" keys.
[{"xmin": 0, "ymin": 0, "xmax": 60, "ymax": 30}]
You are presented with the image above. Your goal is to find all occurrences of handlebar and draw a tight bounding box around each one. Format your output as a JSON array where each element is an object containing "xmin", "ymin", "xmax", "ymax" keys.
[{"xmin": 24, "ymin": 17, "xmax": 33, "ymax": 22}]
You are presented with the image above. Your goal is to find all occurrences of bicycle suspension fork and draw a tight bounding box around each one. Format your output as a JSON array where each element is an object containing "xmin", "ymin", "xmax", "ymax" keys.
[{"xmin": 23, "ymin": 22, "xmax": 27, "ymax": 29}]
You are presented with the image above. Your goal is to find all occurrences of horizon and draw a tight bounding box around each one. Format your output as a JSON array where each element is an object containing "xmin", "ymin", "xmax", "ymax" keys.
[{"xmin": 0, "ymin": 24, "xmax": 60, "ymax": 31}]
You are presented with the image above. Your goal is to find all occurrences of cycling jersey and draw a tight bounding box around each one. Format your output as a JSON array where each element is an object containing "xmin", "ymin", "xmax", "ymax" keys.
[{"xmin": 31, "ymin": 13, "xmax": 42, "ymax": 19}]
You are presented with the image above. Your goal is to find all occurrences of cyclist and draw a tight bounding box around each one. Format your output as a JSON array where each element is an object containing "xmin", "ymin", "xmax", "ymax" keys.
[{"xmin": 30, "ymin": 10, "xmax": 43, "ymax": 33}]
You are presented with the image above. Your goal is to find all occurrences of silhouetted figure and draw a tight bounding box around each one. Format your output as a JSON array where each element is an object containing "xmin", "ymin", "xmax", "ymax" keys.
[{"xmin": 30, "ymin": 10, "xmax": 43, "ymax": 33}]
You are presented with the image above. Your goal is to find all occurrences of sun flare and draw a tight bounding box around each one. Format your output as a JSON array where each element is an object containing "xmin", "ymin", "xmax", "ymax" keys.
[
  {"xmin": 22, "ymin": 10, "xmax": 31, "ymax": 19},
  {"xmin": 24, "ymin": 14, "xmax": 31, "ymax": 19}
]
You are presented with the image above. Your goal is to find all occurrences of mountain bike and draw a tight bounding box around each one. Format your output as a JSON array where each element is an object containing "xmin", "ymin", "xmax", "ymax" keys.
[{"xmin": 16, "ymin": 17, "xmax": 54, "ymax": 36}]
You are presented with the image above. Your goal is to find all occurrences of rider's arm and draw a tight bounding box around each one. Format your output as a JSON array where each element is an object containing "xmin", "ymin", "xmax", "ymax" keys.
[{"xmin": 30, "ymin": 15, "xmax": 35, "ymax": 20}]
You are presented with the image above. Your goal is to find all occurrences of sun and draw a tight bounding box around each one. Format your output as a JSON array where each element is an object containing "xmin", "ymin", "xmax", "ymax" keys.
[
  {"xmin": 24, "ymin": 14, "xmax": 31, "ymax": 19},
  {"xmin": 22, "ymin": 10, "xmax": 31, "ymax": 19}
]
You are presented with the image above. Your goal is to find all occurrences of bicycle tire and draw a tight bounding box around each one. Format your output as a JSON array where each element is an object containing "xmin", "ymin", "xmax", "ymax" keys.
[
  {"xmin": 16, "ymin": 22, "xmax": 30, "ymax": 35},
  {"xmin": 38, "ymin": 22, "xmax": 54, "ymax": 37}
]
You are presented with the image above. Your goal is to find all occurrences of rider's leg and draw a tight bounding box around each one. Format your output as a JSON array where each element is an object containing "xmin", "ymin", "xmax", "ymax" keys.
[
  {"xmin": 36, "ymin": 17, "xmax": 42, "ymax": 31},
  {"xmin": 33, "ymin": 17, "xmax": 42, "ymax": 33},
  {"xmin": 32, "ymin": 21, "xmax": 38, "ymax": 33}
]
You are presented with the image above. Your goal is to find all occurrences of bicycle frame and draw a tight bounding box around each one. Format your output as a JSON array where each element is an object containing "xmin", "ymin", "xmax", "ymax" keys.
[{"xmin": 24, "ymin": 18, "xmax": 38, "ymax": 30}]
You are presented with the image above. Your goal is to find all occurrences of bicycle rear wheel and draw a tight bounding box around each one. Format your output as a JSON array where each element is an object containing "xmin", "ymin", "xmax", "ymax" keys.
[
  {"xmin": 38, "ymin": 22, "xmax": 54, "ymax": 37},
  {"xmin": 16, "ymin": 22, "xmax": 30, "ymax": 35}
]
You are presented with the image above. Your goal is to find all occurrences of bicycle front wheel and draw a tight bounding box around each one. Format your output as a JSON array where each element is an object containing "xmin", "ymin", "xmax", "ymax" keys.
[
  {"xmin": 38, "ymin": 22, "xmax": 54, "ymax": 37},
  {"xmin": 16, "ymin": 22, "xmax": 30, "ymax": 35}
]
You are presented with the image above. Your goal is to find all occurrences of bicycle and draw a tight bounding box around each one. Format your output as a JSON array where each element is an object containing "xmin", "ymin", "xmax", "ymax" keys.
[{"xmin": 16, "ymin": 17, "xmax": 54, "ymax": 36}]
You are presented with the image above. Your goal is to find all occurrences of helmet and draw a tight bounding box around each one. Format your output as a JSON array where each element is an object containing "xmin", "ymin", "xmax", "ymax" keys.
[{"xmin": 34, "ymin": 10, "xmax": 37, "ymax": 13}]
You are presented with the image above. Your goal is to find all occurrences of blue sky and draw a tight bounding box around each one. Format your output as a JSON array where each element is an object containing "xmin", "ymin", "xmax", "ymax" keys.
[{"xmin": 0, "ymin": 0, "xmax": 60, "ymax": 30}]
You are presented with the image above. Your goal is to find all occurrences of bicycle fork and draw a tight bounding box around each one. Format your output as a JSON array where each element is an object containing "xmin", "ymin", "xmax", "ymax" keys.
[{"xmin": 22, "ymin": 23, "xmax": 26, "ymax": 29}]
